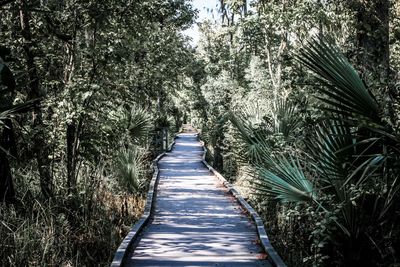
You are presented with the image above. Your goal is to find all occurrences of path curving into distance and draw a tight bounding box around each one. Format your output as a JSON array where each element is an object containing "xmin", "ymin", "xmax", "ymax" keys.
[{"xmin": 124, "ymin": 130, "xmax": 270, "ymax": 267}]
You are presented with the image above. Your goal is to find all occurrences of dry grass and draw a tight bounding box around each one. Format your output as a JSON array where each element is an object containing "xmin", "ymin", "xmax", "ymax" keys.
[{"xmin": 0, "ymin": 181, "xmax": 145, "ymax": 266}]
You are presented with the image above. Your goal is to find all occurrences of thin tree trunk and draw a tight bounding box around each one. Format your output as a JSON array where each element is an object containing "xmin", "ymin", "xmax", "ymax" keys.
[
  {"xmin": 66, "ymin": 121, "xmax": 77, "ymax": 192},
  {"xmin": 64, "ymin": 34, "xmax": 78, "ymax": 193},
  {"xmin": 67, "ymin": 116, "xmax": 83, "ymax": 193},
  {"xmin": 0, "ymin": 45, "xmax": 16, "ymax": 202},
  {"xmin": 19, "ymin": 0, "xmax": 53, "ymax": 198},
  {"xmin": 0, "ymin": 119, "xmax": 16, "ymax": 202}
]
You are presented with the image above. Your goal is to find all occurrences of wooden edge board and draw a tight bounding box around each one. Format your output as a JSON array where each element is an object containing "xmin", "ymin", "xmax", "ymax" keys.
[
  {"xmin": 200, "ymin": 140, "xmax": 287, "ymax": 267},
  {"xmin": 110, "ymin": 140, "xmax": 176, "ymax": 267}
]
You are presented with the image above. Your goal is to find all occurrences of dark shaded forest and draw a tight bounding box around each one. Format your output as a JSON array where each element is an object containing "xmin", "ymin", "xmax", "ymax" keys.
[{"xmin": 1, "ymin": 0, "xmax": 400, "ymax": 266}]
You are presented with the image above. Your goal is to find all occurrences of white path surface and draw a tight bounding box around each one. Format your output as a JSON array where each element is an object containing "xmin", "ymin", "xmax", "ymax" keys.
[{"xmin": 125, "ymin": 132, "xmax": 270, "ymax": 267}]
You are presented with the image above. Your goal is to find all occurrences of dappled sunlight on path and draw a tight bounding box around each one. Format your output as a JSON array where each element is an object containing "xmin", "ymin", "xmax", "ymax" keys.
[{"xmin": 125, "ymin": 130, "xmax": 269, "ymax": 267}]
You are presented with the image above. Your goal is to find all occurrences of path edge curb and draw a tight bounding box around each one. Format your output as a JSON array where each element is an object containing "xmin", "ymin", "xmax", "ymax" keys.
[
  {"xmin": 200, "ymin": 138, "xmax": 287, "ymax": 267},
  {"xmin": 110, "ymin": 140, "xmax": 176, "ymax": 267}
]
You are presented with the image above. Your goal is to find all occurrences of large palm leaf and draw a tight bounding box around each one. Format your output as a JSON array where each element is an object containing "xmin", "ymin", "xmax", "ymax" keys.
[
  {"xmin": 308, "ymin": 118, "xmax": 385, "ymax": 186},
  {"xmin": 230, "ymin": 111, "xmax": 315, "ymax": 202},
  {"xmin": 272, "ymin": 98, "xmax": 302, "ymax": 139},
  {"xmin": 114, "ymin": 146, "xmax": 145, "ymax": 194},
  {"xmin": 252, "ymin": 155, "xmax": 316, "ymax": 202},
  {"xmin": 119, "ymin": 106, "xmax": 152, "ymax": 143},
  {"xmin": 0, "ymin": 100, "xmax": 39, "ymax": 124},
  {"xmin": 229, "ymin": 111, "xmax": 273, "ymax": 165},
  {"xmin": 298, "ymin": 36, "xmax": 381, "ymax": 124},
  {"xmin": 306, "ymin": 119, "xmax": 354, "ymax": 184}
]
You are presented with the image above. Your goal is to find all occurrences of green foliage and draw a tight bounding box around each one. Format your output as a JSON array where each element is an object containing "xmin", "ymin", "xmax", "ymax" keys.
[
  {"xmin": 255, "ymin": 156, "xmax": 315, "ymax": 203},
  {"xmin": 114, "ymin": 147, "xmax": 146, "ymax": 194},
  {"xmin": 194, "ymin": 2, "xmax": 400, "ymax": 266},
  {"xmin": 0, "ymin": 0, "xmax": 196, "ymax": 264},
  {"xmin": 1, "ymin": 0, "xmax": 399, "ymax": 266},
  {"xmin": 272, "ymin": 99, "xmax": 303, "ymax": 140},
  {"xmin": 0, "ymin": 162, "xmax": 143, "ymax": 266},
  {"xmin": 115, "ymin": 105, "xmax": 153, "ymax": 145},
  {"xmin": 226, "ymin": 36, "xmax": 400, "ymax": 265},
  {"xmin": 298, "ymin": 37, "xmax": 381, "ymax": 123}
]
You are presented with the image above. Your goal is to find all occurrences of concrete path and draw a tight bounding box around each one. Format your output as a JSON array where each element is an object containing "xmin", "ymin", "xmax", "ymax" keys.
[{"xmin": 125, "ymin": 131, "xmax": 269, "ymax": 267}]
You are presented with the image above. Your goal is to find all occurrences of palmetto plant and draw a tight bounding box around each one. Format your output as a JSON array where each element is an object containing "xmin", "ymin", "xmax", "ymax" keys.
[
  {"xmin": 0, "ymin": 100, "xmax": 39, "ymax": 157},
  {"xmin": 114, "ymin": 147, "xmax": 145, "ymax": 194},
  {"xmin": 230, "ymin": 36, "xmax": 400, "ymax": 265},
  {"xmin": 121, "ymin": 106, "xmax": 153, "ymax": 144},
  {"xmin": 272, "ymin": 98, "xmax": 303, "ymax": 139},
  {"xmin": 297, "ymin": 37, "xmax": 381, "ymax": 124},
  {"xmin": 0, "ymin": 100, "xmax": 39, "ymax": 124},
  {"xmin": 298, "ymin": 36, "xmax": 399, "ymax": 200},
  {"xmin": 230, "ymin": 98, "xmax": 302, "ymax": 163},
  {"xmin": 109, "ymin": 105, "xmax": 153, "ymax": 147},
  {"xmin": 230, "ymin": 97, "xmax": 309, "ymax": 197},
  {"xmin": 110, "ymin": 105, "xmax": 152, "ymax": 195}
]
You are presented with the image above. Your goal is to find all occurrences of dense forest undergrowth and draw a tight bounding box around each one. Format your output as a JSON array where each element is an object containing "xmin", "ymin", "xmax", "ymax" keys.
[
  {"xmin": 1, "ymin": 0, "xmax": 400, "ymax": 266},
  {"xmin": 0, "ymin": 0, "xmax": 191, "ymax": 265}
]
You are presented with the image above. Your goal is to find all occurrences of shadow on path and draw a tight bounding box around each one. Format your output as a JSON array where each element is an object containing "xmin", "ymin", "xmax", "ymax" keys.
[{"xmin": 125, "ymin": 131, "xmax": 270, "ymax": 267}]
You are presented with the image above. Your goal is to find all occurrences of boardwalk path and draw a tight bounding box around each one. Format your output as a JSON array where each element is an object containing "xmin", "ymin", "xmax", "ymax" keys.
[{"xmin": 125, "ymin": 131, "xmax": 270, "ymax": 267}]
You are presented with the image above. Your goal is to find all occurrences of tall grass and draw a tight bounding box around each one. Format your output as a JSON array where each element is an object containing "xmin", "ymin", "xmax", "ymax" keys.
[{"xmin": 0, "ymin": 162, "xmax": 145, "ymax": 266}]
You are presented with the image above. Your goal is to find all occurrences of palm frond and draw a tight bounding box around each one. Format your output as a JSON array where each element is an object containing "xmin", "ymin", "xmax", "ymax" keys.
[
  {"xmin": 307, "ymin": 119, "xmax": 385, "ymax": 187},
  {"xmin": 229, "ymin": 111, "xmax": 273, "ymax": 165},
  {"xmin": 272, "ymin": 98, "xmax": 302, "ymax": 139},
  {"xmin": 120, "ymin": 106, "xmax": 152, "ymax": 143},
  {"xmin": 252, "ymin": 155, "xmax": 315, "ymax": 203},
  {"xmin": 0, "ymin": 99, "xmax": 40, "ymax": 123},
  {"xmin": 114, "ymin": 147, "xmax": 145, "ymax": 194},
  {"xmin": 306, "ymin": 119, "xmax": 354, "ymax": 184},
  {"xmin": 298, "ymin": 36, "xmax": 380, "ymax": 123}
]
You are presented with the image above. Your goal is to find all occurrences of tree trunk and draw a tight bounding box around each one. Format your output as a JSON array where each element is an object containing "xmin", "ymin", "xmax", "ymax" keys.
[
  {"xmin": 351, "ymin": 0, "xmax": 397, "ymax": 125},
  {"xmin": 66, "ymin": 114, "xmax": 83, "ymax": 193},
  {"xmin": 0, "ymin": 47, "xmax": 16, "ymax": 202},
  {"xmin": 213, "ymin": 144, "xmax": 223, "ymax": 170},
  {"xmin": 0, "ymin": 119, "xmax": 16, "ymax": 202},
  {"xmin": 19, "ymin": 0, "xmax": 53, "ymax": 198},
  {"xmin": 66, "ymin": 121, "xmax": 77, "ymax": 193},
  {"xmin": 351, "ymin": 1, "xmax": 393, "ymax": 95},
  {"xmin": 353, "ymin": 0, "xmax": 389, "ymax": 80}
]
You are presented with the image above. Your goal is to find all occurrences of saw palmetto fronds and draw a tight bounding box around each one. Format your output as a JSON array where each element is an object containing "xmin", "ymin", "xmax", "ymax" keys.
[{"xmin": 298, "ymin": 36, "xmax": 380, "ymax": 124}]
